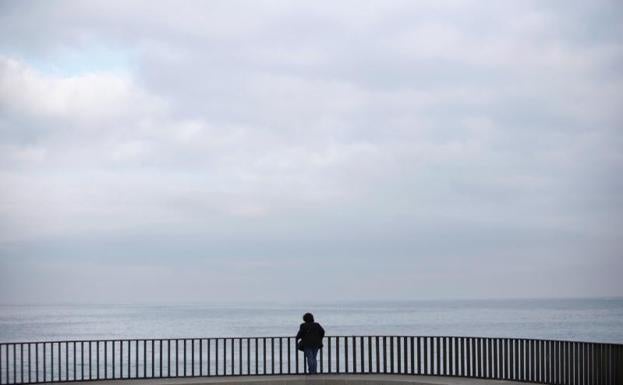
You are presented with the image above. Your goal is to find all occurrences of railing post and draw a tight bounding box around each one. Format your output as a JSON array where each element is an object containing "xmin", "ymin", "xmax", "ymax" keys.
[
  {"xmin": 377, "ymin": 335, "xmax": 381, "ymax": 374},
  {"xmin": 360, "ymin": 336, "xmax": 365, "ymax": 374}
]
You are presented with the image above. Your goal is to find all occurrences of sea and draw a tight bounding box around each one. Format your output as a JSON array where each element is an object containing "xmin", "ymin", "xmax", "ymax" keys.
[{"xmin": 1, "ymin": 298, "xmax": 622, "ymax": 344}]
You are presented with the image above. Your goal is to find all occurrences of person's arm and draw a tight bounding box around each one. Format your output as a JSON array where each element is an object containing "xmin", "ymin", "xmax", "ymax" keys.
[
  {"xmin": 296, "ymin": 324, "xmax": 304, "ymax": 339},
  {"xmin": 319, "ymin": 324, "xmax": 325, "ymax": 338}
]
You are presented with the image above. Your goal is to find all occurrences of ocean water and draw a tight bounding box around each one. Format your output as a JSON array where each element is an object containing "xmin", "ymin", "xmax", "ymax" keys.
[{"xmin": 1, "ymin": 298, "xmax": 622, "ymax": 344}]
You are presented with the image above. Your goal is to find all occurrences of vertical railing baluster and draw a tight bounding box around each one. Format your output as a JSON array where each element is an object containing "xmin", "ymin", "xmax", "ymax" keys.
[
  {"xmin": 254, "ymin": 338, "xmax": 257, "ymax": 375},
  {"xmin": 345, "ymin": 337, "xmax": 349, "ymax": 374},
  {"xmin": 481, "ymin": 337, "xmax": 485, "ymax": 379},
  {"xmin": 537, "ymin": 339, "xmax": 542, "ymax": 384},
  {"xmin": 592, "ymin": 343, "xmax": 597, "ymax": 385},
  {"xmin": 503, "ymin": 338, "xmax": 508, "ymax": 380},
  {"xmin": 518, "ymin": 339, "xmax": 522, "ymax": 382},
  {"xmin": 25, "ymin": 342, "xmax": 28, "ymax": 383},
  {"xmin": 94, "ymin": 341, "xmax": 97, "ymax": 381},
  {"xmin": 181, "ymin": 339, "xmax": 184, "ymax": 377},
  {"xmin": 403, "ymin": 336, "xmax": 408, "ymax": 375},
  {"xmin": 392, "ymin": 336, "xmax": 396, "ymax": 374},
  {"xmin": 572, "ymin": 341, "xmax": 577, "ymax": 385},
  {"xmin": 128, "ymin": 339, "xmax": 134, "ymax": 378},
  {"xmin": 528, "ymin": 339, "xmax": 532, "ymax": 382},
  {"xmin": 443, "ymin": 337, "xmax": 447, "ymax": 376},
  {"xmin": 197, "ymin": 339, "xmax": 201, "ymax": 377},
  {"xmin": 485, "ymin": 338, "xmax": 490, "ymax": 379},
  {"xmin": 207, "ymin": 339, "xmax": 211, "ymax": 377},
  {"xmin": 286, "ymin": 338, "xmax": 290, "ymax": 375},
  {"xmin": 509, "ymin": 338, "xmax": 514, "ymax": 381},
  {"xmin": 567, "ymin": 340, "xmax": 571, "ymax": 385},
  {"xmin": 553, "ymin": 340, "xmax": 558, "ymax": 385},
  {"xmin": 19, "ymin": 344, "xmax": 23, "ymax": 384},
  {"xmin": 518, "ymin": 339, "xmax": 523, "ymax": 381},
  {"xmin": 568, "ymin": 341, "xmax": 572, "ymax": 385},
  {"xmin": 28, "ymin": 343, "xmax": 31, "ymax": 384},
  {"xmin": 375, "ymin": 336, "xmax": 380, "ymax": 374},
  {"xmin": 354, "ymin": 336, "xmax": 358, "ymax": 373},
  {"xmin": 580, "ymin": 342, "xmax": 586, "ymax": 385},
  {"xmin": 119, "ymin": 340, "xmax": 123, "ymax": 379},
  {"xmin": 494, "ymin": 338, "xmax": 499, "ymax": 380},
  {"xmin": 353, "ymin": 336, "xmax": 357, "ymax": 373},
  {"xmin": 245, "ymin": 338, "xmax": 250, "ymax": 376},
  {"xmin": 535, "ymin": 339, "xmax": 540, "ymax": 383},
  {"xmin": 513, "ymin": 338, "xmax": 518, "ymax": 381},
  {"xmin": 395, "ymin": 337, "xmax": 400, "ymax": 374},
  {"xmin": 439, "ymin": 337, "xmax": 444, "ymax": 376},
  {"xmin": 408, "ymin": 337, "xmax": 413, "ymax": 375},
  {"xmin": 472, "ymin": 337, "xmax": 477, "ymax": 378},
  {"xmin": 432, "ymin": 336, "xmax": 437, "ymax": 376},
  {"xmin": 0, "ymin": 344, "xmax": 3, "ymax": 385},
  {"xmin": 418, "ymin": 337, "xmax": 423, "ymax": 375},
  {"xmin": 261, "ymin": 338, "xmax": 265, "ymax": 375},
  {"xmin": 548, "ymin": 340, "xmax": 553, "ymax": 385},
  {"xmin": 532, "ymin": 340, "xmax": 541, "ymax": 382},
  {"xmin": 525, "ymin": 339, "xmax": 529, "ymax": 382},
  {"xmin": 447, "ymin": 337, "xmax": 452, "ymax": 376},
  {"xmin": 543, "ymin": 340, "xmax": 548, "ymax": 384},
  {"xmin": 532, "ymin": 339, "xmax": 536, "ymax": 382},
  {"xmin": 252, "ymin": 338, "xmax": 257, "ymax": 376},
  {"xmin": 424, "ymin": 337, "xmax": 429, "ymax": 375},
  {"xmin": 2, "ymin": 344, "xmax": 5, "ymax": 385},
  {"xmin": 449, "ymin": 337, "xmax": 453, "ymax": 377},
  {"xmin": 367, "ymin": 336, "xmax": 372, "ymax": 374},
  {"xmin": 13, "ymin": 343, "xmax": 16, "ymax": 385},
  {"xmin": 336, "ymin": 337, "xmax": 340, "ymax": 374},
  {"xmin": 543, "ymin": 339, "xmax": 548, "ymax": 384},
  {"xmin": 482, "ymin": 337, "xmax": 492, "ymax": 379},
  {"xmin": 269, "ymin": 338, "xmax": 273, "ymax": 375},
  {"xmin": 358, "ymin": 336, "xmax": 363, "ymax": 374},
  {"xmin": 49, "ymin": 343, "xmax": 53, "ymax": 383},
  {"xmin": 498, "ymin": 338, "xmax": 503, "ymax": 380},
  {"xmin": 471, "ymin": 338, "xmax": 476, "ymax": 378},
  {"xmin": 175, "ymin": 340, "xmax": 179, "ymax": 377},
  {"xmin": 561, "ymin": 340, "xmax": 565, "ymax": 385},
  {"xmin": 151, "ymin": 340, "xmax": 154, "ymax": 378},
  {"xmin": 457, "ymin": 337, "xmax": 462, "ymax": 378},
  {"xmin": 562, "ymin": 340, "xmax": 567, "ymax": 385},
  {"xmin": 190, "ymin": 339, "xmax": 194, "ymax": 377}
]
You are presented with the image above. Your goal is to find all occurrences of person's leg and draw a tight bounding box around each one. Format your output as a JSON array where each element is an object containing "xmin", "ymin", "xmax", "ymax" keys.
[
  {"xmin": 303, "ymin": 348, "xmax": 312, "ymax": 373},
  {"xmin": 308, "ymin": 348, "xmax": 318, "ymax": 374}
]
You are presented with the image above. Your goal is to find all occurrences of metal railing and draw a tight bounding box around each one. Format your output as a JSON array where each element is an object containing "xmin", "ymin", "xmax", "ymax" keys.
[{"xmin": 0, "ymin": 336, "xmax": 620, "ymax": 385}]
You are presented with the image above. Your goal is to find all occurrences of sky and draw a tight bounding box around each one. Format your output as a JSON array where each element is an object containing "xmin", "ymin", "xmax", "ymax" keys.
[{"xmin": 0, "ymin": 0, "xmax": 622, "ymax": 304}]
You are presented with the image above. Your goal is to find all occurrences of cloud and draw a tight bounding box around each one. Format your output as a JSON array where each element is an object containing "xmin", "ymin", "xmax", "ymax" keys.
[{"xmin": 0, "ymin": 0, "xmax": 622, "ymax": 302}]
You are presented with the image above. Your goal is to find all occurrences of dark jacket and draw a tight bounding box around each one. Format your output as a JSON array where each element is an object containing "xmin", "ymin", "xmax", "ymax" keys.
[{"xmin": 296, "ymin": 321, "xmax": 325, "ymax": 349}]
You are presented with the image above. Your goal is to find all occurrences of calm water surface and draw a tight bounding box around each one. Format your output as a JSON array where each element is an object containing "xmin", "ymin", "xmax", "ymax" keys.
[{"xmin": 1, "ymin": 298, "xmax": 622, "ymax": 343}]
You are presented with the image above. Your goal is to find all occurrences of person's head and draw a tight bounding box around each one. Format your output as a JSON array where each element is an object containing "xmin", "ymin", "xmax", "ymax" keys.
[{"xmin": 303, "ymin": 312, "xmax": 314, "ymax": 323}]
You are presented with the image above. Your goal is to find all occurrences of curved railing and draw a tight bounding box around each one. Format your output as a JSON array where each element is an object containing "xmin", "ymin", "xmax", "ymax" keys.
[{"xmin": 0, "ymin": 336, "xmax": 620, "ymax": 385}]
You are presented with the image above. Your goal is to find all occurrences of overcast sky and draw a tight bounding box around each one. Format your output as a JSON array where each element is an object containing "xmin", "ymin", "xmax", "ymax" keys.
[{"xmin": 0, "ymin": 0, "xmax": 622, "ymax": 304}]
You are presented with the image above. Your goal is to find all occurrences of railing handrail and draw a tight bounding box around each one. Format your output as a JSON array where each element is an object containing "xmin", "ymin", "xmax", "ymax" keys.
[{"xmin": 1, "ymin": 335, "xmax": 621, "ymax": 346}]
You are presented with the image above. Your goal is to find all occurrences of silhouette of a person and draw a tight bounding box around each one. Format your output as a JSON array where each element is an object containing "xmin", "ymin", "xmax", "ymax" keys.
[{"xmin": 296, "ymin": 312, "xmax": 325, "ymax": 374}]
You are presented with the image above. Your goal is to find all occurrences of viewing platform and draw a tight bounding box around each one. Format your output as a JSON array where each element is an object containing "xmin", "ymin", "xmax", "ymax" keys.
[
  {"xmin": 50, "ymin": 374, "xmax": 532, "ymax": 384},
  {"xmin": 0, "ymin": 336, "xmax": 620, "ymax": 385}
]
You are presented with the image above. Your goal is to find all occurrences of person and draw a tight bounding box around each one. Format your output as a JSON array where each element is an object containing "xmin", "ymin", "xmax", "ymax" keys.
[{"xmin": 296, "ymin": 312, "xmax": 325, "ymax": 374}]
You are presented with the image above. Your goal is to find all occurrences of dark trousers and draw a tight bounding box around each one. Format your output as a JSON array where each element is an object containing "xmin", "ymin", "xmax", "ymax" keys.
[{"xmin": 304, "ymin": 347, "xmax": 319, "ymax": 374}]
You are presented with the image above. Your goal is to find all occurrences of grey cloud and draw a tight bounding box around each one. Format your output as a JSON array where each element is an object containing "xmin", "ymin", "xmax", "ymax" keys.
[{"xmin": 0, "ymin": 0, "xmax": 622, "ymax": 303}]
